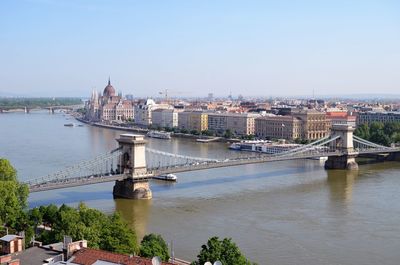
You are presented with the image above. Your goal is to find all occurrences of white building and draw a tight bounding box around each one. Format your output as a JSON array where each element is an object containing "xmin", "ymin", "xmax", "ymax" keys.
[
  {"xmin": 152, "ymin": 109, "xmax": 179, "ymax": 128},
  {"xmin": 134, "ymin": 99, "xmax": 156, "ymax": 127}
]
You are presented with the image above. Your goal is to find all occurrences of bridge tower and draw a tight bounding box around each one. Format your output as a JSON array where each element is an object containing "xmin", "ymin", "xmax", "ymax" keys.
[
  {"xmin": 113, "ymin": 134, "xmax": 152, "ymax": 199},
  {"xmin": 325, "ymin": 124, "xmax": 359, "ymax": 170}
]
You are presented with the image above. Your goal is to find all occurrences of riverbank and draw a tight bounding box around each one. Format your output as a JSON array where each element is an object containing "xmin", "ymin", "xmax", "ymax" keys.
[
  {"xmin": 76, "ymin": 117, "xmax": 149, "ymax": 134},
  {"xmin": 75, "ymin": 116, "xmax": 237, "ymax": 143}
]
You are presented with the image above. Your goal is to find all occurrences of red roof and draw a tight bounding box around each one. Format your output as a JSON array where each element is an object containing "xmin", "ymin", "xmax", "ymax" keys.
[
  {"xmin": 326, "ymin": 112, "xmax": 348, "ymax": 117},
  {"xmin": 71, "ymin": 248, "xmax": 174, "ymax": 265}
]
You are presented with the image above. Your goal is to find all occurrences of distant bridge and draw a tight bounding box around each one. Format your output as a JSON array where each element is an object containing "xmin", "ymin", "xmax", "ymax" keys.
[
  {"xmin": 0, "ymin": 105, "xmax": 82, "ymax": 113},
  {"xmin": 25, "ymin": 125, "xmax": 400, "ymax": 198}
]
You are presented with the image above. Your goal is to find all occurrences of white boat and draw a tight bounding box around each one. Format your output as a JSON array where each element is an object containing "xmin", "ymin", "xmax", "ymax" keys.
[
  {"xmin": 309, "ymin": 156, "xmax": 328, "ymax": 161},
  {"xmin": 229, "ymin": 141, "xmax": 301, "ymax": 154},
  {"xmin": 146, "ymin": 131, "xmax": 171, "ymax": 139},
  {"xmin": 153, "ymin": 173, "xmax": 177, "ymax": 181}
]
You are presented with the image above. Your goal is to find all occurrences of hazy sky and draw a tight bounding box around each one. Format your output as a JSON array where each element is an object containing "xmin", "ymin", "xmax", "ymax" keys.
[{"xmin": 1, "ymin": 0, "xmax": 399, "ymax": 98}]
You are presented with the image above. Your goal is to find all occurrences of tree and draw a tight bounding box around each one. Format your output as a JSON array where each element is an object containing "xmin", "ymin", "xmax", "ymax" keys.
[
  {"xmin": 370, "ymin": 131, "xmax": 391, "ymax": 146},
  {"xmin": 224, "ymin": 129, "xmax": 233, "ymax": 139},
  {"xmin": 201, "ymin": 130, "xmax": 214, "ymax": 136},
  {"xmin": 0, "ymin": 158, "xmax": 17, "ymax": 181},
  {"xmin": 39, "ymin": 204, "xmax": 59, "ymax": 225},
  {"xmin": 0, "ymin": 158, "xmax": 28, "ymax": 227},
  {"xmin": 354, "ymin": 124, "xmax": 370, "ymax": 140},
  {"xmin": 0, "ymin": 181, "xmax": 23, "ymax": 226},
  {"xmin": 192, "ymin": 237, "xmax": 255, "ymax": 265},
  {"xmin": 100, "ymin": 213, "xmax": 138, "ymax": 255},
  {"xmin": 34, "ymin": 204, "xmax": 138, "ymax": 255},
  {"xmin": 139, "ymin": 234, "xmax": 170, "ymax": 262},
  {"xmin": 190, "ymin": 130, "xmax": 200, "ymax": 135},
  {"xmin": 392, "ymin": 132, "xmax": 400, "ymax": 144}
]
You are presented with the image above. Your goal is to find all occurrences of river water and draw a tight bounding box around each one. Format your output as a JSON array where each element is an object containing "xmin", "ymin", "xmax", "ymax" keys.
[{"xmin": 1, "ymin": 111, "xmax": 400, "ymax": 265}]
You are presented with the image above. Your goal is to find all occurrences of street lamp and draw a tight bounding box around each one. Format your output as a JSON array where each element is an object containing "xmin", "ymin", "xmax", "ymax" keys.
[{"xmin": 281, "ymin": 123, "xmax": 285, "ymax": 140}]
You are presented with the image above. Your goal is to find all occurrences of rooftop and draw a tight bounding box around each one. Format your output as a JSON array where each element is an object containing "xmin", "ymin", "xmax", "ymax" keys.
[
  {"xmin": 0, "ymin": 235, "xmax": 21, "ymax": 242},
  {"xmin": 68, "ymin": 248, "xmax": 174, "ymax": 265},
  {"xmin": 11, "ymin": 246, "xmax": 62, "ymax": 265}
]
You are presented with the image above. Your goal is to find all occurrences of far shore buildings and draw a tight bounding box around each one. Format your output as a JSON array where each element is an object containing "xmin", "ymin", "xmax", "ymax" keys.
[
  {"xmin": 134, "ymin": 99, "xmax": 172, "ymax": 127},
  {"xmin": 356, "ymin": 111, "xmax": 400, "ymax": 126},
  {"xmin": 152, "ymin": 108, "xmax": 179, "ymax": 128},
  {"xmin": 207, "ymin": 113, "xmax": 259, "ymax": 136},
  {"xmin": 178, "ymin": 111, "xmax": 208, "ymax": 132},
  {"xmin": 255, "ymin": 109, "xmax": 330, "ymax": 141},
  {"xmin": 85, "ymin": 78, "xmax": 134, "ymax": 122}
]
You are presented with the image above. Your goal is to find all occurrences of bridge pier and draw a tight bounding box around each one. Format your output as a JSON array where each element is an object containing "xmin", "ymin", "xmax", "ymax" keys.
[
  {"xmin": 325, "ymin": 155, "xmax": 358, "ymax": 170},
  {"xmin": 113, "ymin": 178, "xmax": 152, "ymax": 199},
  {"xmin": 113, "ymin": 134, "xmax": 152, "ymax": 199},
  {"xmin": 324, "ymin": 125, "xmax": 359, "ymax": 170},
  {"xmin": 387, "ymin": 151, "xmax": 400, "ymax": 161}
]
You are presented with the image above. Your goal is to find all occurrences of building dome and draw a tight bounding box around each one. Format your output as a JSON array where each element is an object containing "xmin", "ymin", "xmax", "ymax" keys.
[{"xmin": 103, "ymin": 77, "xmax": 116, "ymax": 97}]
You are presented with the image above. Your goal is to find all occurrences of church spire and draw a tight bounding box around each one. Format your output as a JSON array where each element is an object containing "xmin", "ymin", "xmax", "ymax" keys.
[{"xmin": 108, "ymin": 76, "xmax": 111, "ymax": 86}]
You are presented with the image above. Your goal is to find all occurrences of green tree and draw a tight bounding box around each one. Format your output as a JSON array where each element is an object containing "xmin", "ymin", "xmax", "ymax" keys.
[
  {"xmin": 392, "ymin": 132, "xmax": 400, "ymax": 143},
  {"xmin": 139, "ymin": 234, "xmax": 170, "ymax": 262},
  {"xmin": 192, "ymin": 237, "xmax": 255, "ymax": 265},
  {"xmin": 370, "ymin": 121, "xmax": 384, "ymax": 132},
  {"xmin": 354, "ymin": 123, "xmax": 370, "ymax": 140},
  {"xmin": 224, "ymin": 129, "xmax": 233, "ymax": 139},
  {"xmin": 39, "ymin": 204, "xmax": 59, "ymax": 225},
  {"xmin": 370, "ymin": 131, "xmax": 391, "ymax": 146},
  {"xmin": 0, "ymin": 181, "xmax": 23, "ymax": 225},
  {"xmin": 0, "ymin": 158, "xmax": 28, "ymax": 227},
  {"xmin": 100, "ymin": 213, "xmax": 138, "ymax": 254},
  {"xmin": 190, "ymin": 130, "xmax": 200, "ymax": 135},
  {"xmin": 0, "ymin": 158, "xmax": 17, "ymax": 181},
  {"xmin": 201, "ymin": 130, "xmax": 214, "ymax": 136},
  {"xmin": 34, "ymin": 204, "xmax": 138, "ymax": 255},
  {"xmin": 28, "ymin": 208, "xmax": 43, "ymax": 226}
]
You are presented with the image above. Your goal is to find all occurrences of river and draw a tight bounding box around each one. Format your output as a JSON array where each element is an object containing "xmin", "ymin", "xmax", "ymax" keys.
[{"xmin": 1, "ymin": 111, "xmax": 400, "ymax": 265}]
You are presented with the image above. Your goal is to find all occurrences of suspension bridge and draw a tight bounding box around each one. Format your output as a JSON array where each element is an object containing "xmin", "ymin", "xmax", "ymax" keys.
[{"xmin": 25, "ymin": 125, "xmax": 400, "ymax": 198}]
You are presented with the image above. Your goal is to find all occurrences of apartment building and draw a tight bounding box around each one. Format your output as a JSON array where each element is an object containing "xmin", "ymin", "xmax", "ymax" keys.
[
  {"xmin": 207, "ymin": 113, "xmax": 259, "ymax": 136},
  {"xmin": 152, "ymin": 109, "xmax": 179, "ymax": 128},
  {"xmin": 255, "ymin": 115, "xmax": 302, "ymax": 140},
  {"xmin": 178, "ymin": 111, "xmax": 208, "ymax": 132},
  {"xmin": 357, "ymin": 111, "xmax": 400, "ymax": 126},
  {"xmin": 255, "ymin": 110, "xmax": 329, "ymax": 141}
]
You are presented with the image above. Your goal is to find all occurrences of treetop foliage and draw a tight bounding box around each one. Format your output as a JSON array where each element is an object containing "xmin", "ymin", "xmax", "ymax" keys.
[
  {"xmin": 192, "ymin": 236, "xmax": 256, "ymax": 265},
  {"xmin": 0, "ymin": 158, "xmax": 17, "ymax": 181},
  {"xmin": 355, "ymin": 122, "xmax": 400, "ymax": 146},
  {"xmin": 33, "ymin": 203, "xmax": 139, "ymax": 255},
  {"xmin": 0, "ymin": 158, "xmax": 28, "ymax": 227},
  {"xmin": 139, "ymin": 233, "xmax": 170, "ymax": 262}
]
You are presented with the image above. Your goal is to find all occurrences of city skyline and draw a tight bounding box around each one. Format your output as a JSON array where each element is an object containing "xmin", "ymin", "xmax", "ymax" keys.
[{"xmin": 1, "ymin": 0, "xmax": 399, "ymax": 98}]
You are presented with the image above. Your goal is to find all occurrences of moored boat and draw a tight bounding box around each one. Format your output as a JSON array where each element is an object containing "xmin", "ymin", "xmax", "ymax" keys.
[
  {"xmin": 146, "ymin": 130, "xmax": 171, "ymax": 139},
  {"xmin": 153, "ymin": 173, "xmax": 177, "ymax": 181},
  {"xmin": 229, "ymin": 140, "xmax": 301, "ymax": 154}
]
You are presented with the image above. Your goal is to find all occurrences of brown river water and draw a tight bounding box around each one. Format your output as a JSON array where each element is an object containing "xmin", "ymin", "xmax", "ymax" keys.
[{"xmin": 1, "ymin": 111, "xmax": 400, "ymax": 265}]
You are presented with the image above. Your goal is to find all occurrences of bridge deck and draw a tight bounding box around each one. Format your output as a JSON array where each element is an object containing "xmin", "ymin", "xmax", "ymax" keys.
[{"xmin": 28, "ymin": 148, "xmax": 400, "ymax": 192}]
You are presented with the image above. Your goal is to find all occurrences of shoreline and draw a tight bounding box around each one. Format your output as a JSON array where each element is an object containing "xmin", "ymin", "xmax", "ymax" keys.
[{"xmin": 75, "ymin": 116, "xmax": 235, "ymax": 143}]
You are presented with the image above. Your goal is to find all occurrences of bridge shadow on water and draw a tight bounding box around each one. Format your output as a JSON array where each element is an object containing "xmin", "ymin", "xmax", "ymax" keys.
[
  {"xmin": 150, "ymin": 167, "xmax": 310, "ymax": 193},
  {"xmin": 29, "ymin": 167, "xmax": 313, "ymax": 207}
]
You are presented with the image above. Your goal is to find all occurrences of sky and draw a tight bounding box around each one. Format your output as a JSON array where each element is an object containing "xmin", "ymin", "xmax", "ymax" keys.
[{"xmin": 1, "ymin": 0, "xmax": 399, "ymax": 98}]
